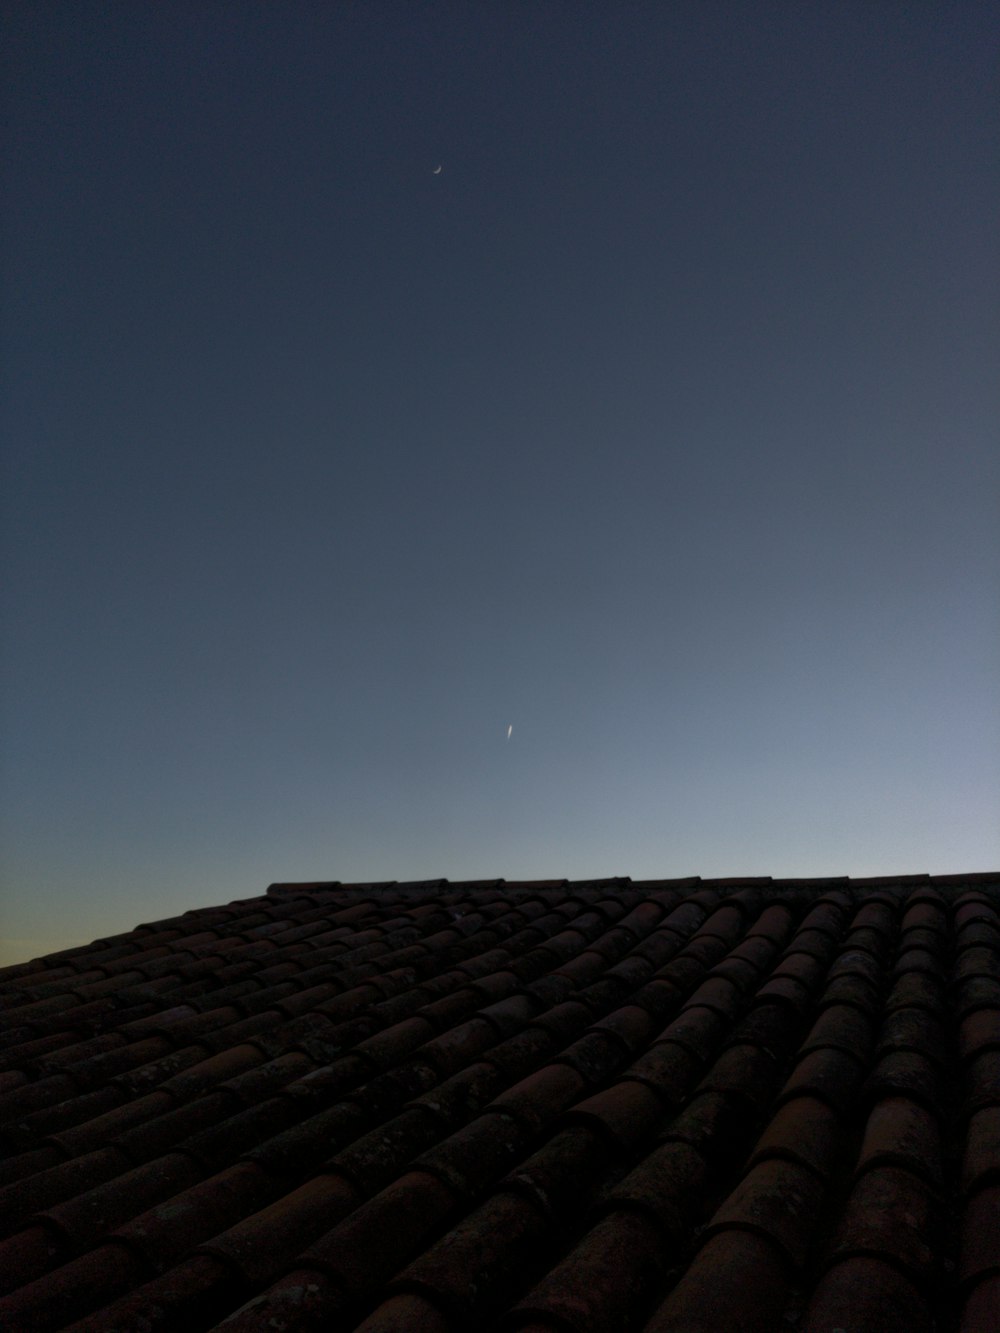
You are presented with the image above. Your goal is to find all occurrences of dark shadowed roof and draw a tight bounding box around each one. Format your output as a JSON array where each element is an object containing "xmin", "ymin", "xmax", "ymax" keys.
[{"xmin": 1, "ymin": 873, "xmax": 998, "ymax": 1332}]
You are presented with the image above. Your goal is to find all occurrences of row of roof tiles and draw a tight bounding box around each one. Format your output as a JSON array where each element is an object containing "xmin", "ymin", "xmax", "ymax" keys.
[{"xmin": 0, "ymin": 874, "xmax": 997, "ymax": 1330}]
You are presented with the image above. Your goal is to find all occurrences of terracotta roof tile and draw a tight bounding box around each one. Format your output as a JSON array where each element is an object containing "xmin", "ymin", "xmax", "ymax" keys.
[
  {"xmin": 486, "ymin": 1064, "xmax": 589, "ymax": 1134},
  {"xmin": 644, "ymin": 1228, "xmax": 790, "ymax": 1333},
  {"xmin": 661, "ymin": 1090, "xmax": 756, "ymax": 1176},
  {"xmin": 34, "ymin": 1151, "xmax": 200, "ymax": 1251},
  {"xmin": 705, "ymin": 1156, "xmax": 826, "ymax": 1268},
  {"xmin": 965, "ymin": 1049, "xmax": 1000, "ymax": 1115},
  {"xmin": 242, "ymin": 1100, "xmax": 368, "ymax": 1178},
  {"xmin": 959, "ymin": 1183, "xmax": 1000, "ymax": 1287},
  {"xmin": 704, "ymin": 955, "xmax": 759, "ymax": 991},
  {"xmin": 621, "ymin": 1041, "xmax": 702, "ymax": 1108},
  {"xmin": 655, "ymin": 1005, "xmax": 730, "ymax": 1060},
  {"xmin": 728, "ymin": 1001, "xmax": 803, "ymax": 1058},
  {"xmin": 747, "ymin": 1094, "xmax": 842, "ymax": 1182},
  {"xmin": 863, "ymin": 1049, "xmax": 943, "ymax": 1112},
  {"xmin": 207, "ymin": 1265, "xmax": 342, "ymax": 1331},
  {"xmin": 962, "ymin": 1105, "xmax": 1000, "ymax": 1194},
  {"xmin": 300, "ymin": 1168, "xmax": 460, "ymax": 1301},
  {"xmin": 551, "ymin": 1030, "xmax": 628, "ymax": 1084},
  {"xmin": 698, "ymin": 1042, "xmax": 783, "ymax": 1116},
  {"xmin": 731, "ymin": 930, "xmax": 786, "ymax": 969},
  {"xmin": 607, "ymin": 1138, "xmax": 709, "ymax": 1236},
  {"xmin": 0, "ymin": 1147, "xmax": 130, "ymax": 1235},
  {"xmin": 330, "ymin": 1106, "xmax": 442, "ymax": 1194},
  {"xmin": 476, "ymin": 1027, "xmax": 555, "ymax": 1082},
  {"xmin": 878, "ymin": 1006, "xmax": 948, "ymax": 1064},
  {"xmin": 958, "ymin": 1007, "xmax": 1000, "ymax": 1062},
  {"xmin": 857, "ymin": 1095, "xmax": 943, "ymax": 1186},
  {"xmin": 777, "ymin": 1046, "xmax": 867, "ymax": 1117},
  {"xmin": 407, "ymin": 1060, "xmax": 504, "ymax": 1127},
  {"xmin": 0, "ymin": 1237, "xmax": 149, "ymax": 1328},
  {"xmin": 802, "ymin": 1257, "xmax": 934, "ymax": 1333},
  {"xmin": 0, "ymin": 1072, "xmax": 80, "ymax": 1122},
  {"xmin": 388, "ymin": 1187, "xmax": 552, "ymax": 1322},
  {"xmin": 0, "ymin": 1220, "xmax": 65, "ymax": 1298},
  {"xmin": 59, "ymin": 1253, "xmax": 241, "ymax": 1332},
  {"xmin": 561, "ymin": 1078, "xmax": 665, "ymax": 1150},
  {"xmin": 827, "ymin": 946, "xmax": 883, "ymax": 988},
  {"xmin": 523, "ymin": 1210, "xmax": 671, "ymax": 1330},
  {"xmin": 954, "ymin": 976, "xmax": 1000, "ymax": 1022},
  {"xmin": 630, "ymin": 930, "xmax": 683, "ymax": 970},
  {"xmin": 890, "ymin": 970, "xmax": 949, "ymax": 1016},
  {"xmin": 216, "ymin": 1050, "xmax": 315, "ymax": 1104},
  {"xmin": 826, "ymin": 1164, "xmax": 937, "ymax": 1282},
  {"xmin": 0, "ymin": 872, "xmax": 995, "ymax": 1330},
  {"xmin": 960, "ymin": 1274, "xmax": 1000, "ymax": 1333},
  {"xmin": 684, "ymin": 975, "xmax": 744, "ymax": 1020},
  {"xmin": 956, "ymin": 920, "xmax": 1000, "ymax": 952},
  {"xmin": 200, "ymin": 1170, "xmax": 359, "ymax": 1287},
  {"xmin": 903, "ymin": 901, "xmax": 948, "ymax": 932}
]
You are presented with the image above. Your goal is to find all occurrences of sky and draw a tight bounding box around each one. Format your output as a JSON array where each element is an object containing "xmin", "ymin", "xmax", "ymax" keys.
[{"xmin": 2, "ymin": 2, "xmax": 998, "ymax": 965}]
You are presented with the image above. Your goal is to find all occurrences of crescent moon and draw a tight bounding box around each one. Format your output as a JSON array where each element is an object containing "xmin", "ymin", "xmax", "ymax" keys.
[{"xmin": 433, "ymin": 165, "xmax": 442, "ymax": 174}]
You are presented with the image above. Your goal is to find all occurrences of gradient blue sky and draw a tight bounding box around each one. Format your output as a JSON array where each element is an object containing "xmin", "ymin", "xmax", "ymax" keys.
[{"xmin": 2, "ymin": 2, "xmax": 998, "ymax": 965}]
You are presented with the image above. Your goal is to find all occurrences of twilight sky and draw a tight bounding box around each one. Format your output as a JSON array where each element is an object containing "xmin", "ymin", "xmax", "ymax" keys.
[{"xmin": 2, "ymin": 2, "xmax": 998, "ymax": 965}]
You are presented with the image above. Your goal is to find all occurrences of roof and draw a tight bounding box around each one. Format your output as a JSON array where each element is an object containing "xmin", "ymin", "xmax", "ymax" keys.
[{"xmin": 1, "ymin": 873, "xmax": 998, "ymax": 1332}]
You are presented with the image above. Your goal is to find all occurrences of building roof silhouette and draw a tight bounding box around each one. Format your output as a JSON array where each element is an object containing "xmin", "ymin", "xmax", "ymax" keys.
[{"xmin": 1, "ymin": 872, "xmax": 998, "ymax": 1331}]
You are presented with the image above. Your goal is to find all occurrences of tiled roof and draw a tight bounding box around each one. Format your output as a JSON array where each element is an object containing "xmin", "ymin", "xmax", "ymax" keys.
[{"xmin": 1, "ymin": 873, "xmax": 998, "ymax": 1332}]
